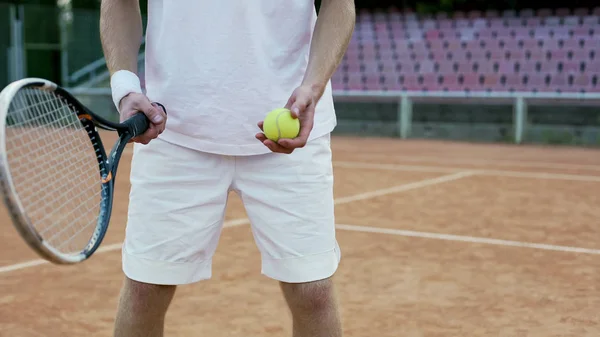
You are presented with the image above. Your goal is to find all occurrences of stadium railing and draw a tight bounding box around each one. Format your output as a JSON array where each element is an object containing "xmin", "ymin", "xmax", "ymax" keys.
[
  {"xmin": 70, "ymin": 86, "xmax": 600, "ymax": 144},
  {"xmin": 67, "ymin": 38, "xmax": 146, "ymax": 89},
  {"xmin": 334, "ymin": 90, "xmax": 600, "ymax": 143}
]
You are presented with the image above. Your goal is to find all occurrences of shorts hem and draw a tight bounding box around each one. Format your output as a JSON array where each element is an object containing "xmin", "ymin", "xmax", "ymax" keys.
[
  {"xmin": 261, "ymin": 246, "xmax": 342, "ymax": 283},
  {"xmin": 122, "ymin": 248, "xmax": 212, "ymax": 285}
]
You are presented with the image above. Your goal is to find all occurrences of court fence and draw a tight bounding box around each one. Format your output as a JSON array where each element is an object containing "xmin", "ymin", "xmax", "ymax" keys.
[{"xmin": 2, "ymin": 3, "xmax": 146, "ymax": 89}]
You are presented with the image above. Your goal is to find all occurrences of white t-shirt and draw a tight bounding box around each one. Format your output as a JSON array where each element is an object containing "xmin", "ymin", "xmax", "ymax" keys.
[{"xmin": 143, "ymin": 0, "xmax": 337, "ymax": 156}]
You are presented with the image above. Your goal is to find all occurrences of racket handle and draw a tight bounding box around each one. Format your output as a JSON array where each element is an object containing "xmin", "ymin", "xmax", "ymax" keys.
[
  {"xmin": 121, "ymin": 102, "xmax": 166, "ymax": 138},
  {"xmin": 122, "ymin": 112, "xmax": 150, "ymax": 138}
]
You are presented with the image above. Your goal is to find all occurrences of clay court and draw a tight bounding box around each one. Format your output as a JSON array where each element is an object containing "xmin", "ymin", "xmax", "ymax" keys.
[{"xmin": 1, "ymin": 134, "xmax": 600, "ymax": 336}]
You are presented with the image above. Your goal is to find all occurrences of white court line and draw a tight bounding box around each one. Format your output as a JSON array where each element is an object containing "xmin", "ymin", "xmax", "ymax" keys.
[
  {"xmin": 0, "ymin": 172, "xmax": 472, "ymax": 275},
  {"xmin": 333, "ymin": 161, "xmax": 600, "ymax": 182},
  {"xmin": 334, "ymin": 171, "xmax": 474, "ymax": 204},
  {"xmin": 0, "ymin": 219, "xmax": 252, "ymax": 274},
  {"xmin": 336, "ymin": 224, "xmax": 600, "ymax": 255},
  {"xmin": 0, "ymin": 259, "xmax": 48, "ymax": 273}
]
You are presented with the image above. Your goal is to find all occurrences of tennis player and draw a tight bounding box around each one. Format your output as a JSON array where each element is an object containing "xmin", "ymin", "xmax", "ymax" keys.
[{"xmin": 100, "ymin": 0, "xmax": 355, "ymax": 336}]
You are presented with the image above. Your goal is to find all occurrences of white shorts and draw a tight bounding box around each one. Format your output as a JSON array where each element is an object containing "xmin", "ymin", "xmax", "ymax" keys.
[{"xmin": 123, "ymin": 134, "xmax": 340, "ymax": 285}]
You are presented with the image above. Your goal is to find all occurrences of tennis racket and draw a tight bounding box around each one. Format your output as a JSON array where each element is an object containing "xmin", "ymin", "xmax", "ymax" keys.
[{"xmin": 0, "ymin": 77, "xmax": 165, "ymax": 264}]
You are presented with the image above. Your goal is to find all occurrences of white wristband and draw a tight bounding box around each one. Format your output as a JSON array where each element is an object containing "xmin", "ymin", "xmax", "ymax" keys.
[{"xmin": 110, "ymin": 70, "xmax": 143, "ymax": 113}]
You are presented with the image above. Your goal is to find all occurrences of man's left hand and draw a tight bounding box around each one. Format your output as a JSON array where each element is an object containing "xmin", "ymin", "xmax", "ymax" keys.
[{"xmin": 256, "ymin": 84, "xmax": 320, "ymax": 154}]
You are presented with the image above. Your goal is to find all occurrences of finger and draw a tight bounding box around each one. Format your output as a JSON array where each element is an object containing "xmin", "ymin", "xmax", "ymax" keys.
[
  {"xmin": 263, "ymin": 139, "xmax": 293, "ymax": 154},
  {"xmin": 138, "ymin": 100, "xmax": 165, "ymax": 125},
  {"xmin": 152, "ymin": 102, "xmax": 167, "ymax": 114},
  {"xmin": 138, "ymin": 123, "xmax": 160, "ymax": 144},
  {"xmin": 278, "ymin": 135, "xmax": 307, "ymax": 149},
  {"xmin": 151, "ymin": 102, "xmax": 167, "ymax": 134},
  {"xmin": 284, "ymin": 93, "xmax": 296, "ymax": 110},
  {"xmin": 257, "ymin": 121, "xmax": 264, "ymax": 131},
  {"xmin": 278, "ymin": 105, "xmax": 314, "ymax": 149},
  {"xmin": 289, "ymin": 95, "xmax": 310, "ymax": 118},
  {"xmin": 131, "ymin": 135, "xmax": 149, "ymax": 145},
  {"xmin": 255, "ymin": 133, "xmax": 268, "ymax": 142}
]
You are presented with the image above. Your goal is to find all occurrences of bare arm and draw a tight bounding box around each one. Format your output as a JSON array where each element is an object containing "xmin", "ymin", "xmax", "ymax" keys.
[
  {"xmin": 99, "ymin": 0, "xmax": 166, "ymax": 144},
  {"xmin": 100, "ymin": 0, "xmax": 143, "ymax": 75},
  {"xmin": 302, "ymin": 0, "xmax": 356, "ymax": 99},
  {"xmin": 257, "ymin": 0, "xmax": 355, "ymax": 153}
]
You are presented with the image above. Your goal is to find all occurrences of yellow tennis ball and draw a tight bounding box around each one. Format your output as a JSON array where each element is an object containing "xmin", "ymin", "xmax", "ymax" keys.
[{"xmin": 262, "ymin": 108, "xmax": 300, "ymax": 142}]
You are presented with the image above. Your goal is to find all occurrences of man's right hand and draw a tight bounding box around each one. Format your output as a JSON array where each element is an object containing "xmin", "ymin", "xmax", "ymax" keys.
[{"xmin": 119, "ymin": 93, "xmax": 167, "ymax": 144}]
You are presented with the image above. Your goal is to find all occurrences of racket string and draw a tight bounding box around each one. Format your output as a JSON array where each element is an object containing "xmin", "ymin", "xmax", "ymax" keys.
[
  {"xmin": 9, "ymin": 94, "xmax": 101, "ymax": 207},
  {"xmin": 38, "ymin": 183, "xmax": 104, "ymax": 238},
  {"xmin": 5, "ymin": 88, "xmax": 104, "ymax": 256}
]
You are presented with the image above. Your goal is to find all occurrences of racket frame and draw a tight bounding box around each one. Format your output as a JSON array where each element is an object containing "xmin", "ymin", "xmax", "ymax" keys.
[{"xmin": 0, "ymin": 78, "xmax": 149, "ymax": 264}]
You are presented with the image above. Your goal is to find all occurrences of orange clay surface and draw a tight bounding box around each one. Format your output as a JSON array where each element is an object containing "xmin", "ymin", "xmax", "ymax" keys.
[{"xmin": 1, "ymin": 133, "xmax": 600, "ymax": 336}]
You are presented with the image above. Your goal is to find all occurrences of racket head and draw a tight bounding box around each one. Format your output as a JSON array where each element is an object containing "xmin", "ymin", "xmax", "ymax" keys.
[{"xmin": 0, "ymin": 78, "xmax": 113, "ymax": 264}]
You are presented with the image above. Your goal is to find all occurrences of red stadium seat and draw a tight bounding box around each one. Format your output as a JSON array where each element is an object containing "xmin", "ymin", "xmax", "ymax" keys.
[
  {"xmin": 383, "ymin": 73, "xmax": 402, "ymax": 91},
  {"xmin": 563, "ymin": 16, "xmax": 581, "ymax": 26},
  {"xmin": 346, "ymin": 72, "xmax": 363, "ymax": 91},
  {"xmin": 398, "ymin": 60, "xmax": 417, "ymax": 74},
  {"xmin": 540, "ymin": 60, "xmax": 559, "ymax": 73},
  {"xmin": 520, "ymin": 9, "xmax": 535, "ymax": 17},
  {"xmin": 460, "ymin": 73, "xmax": 480, "ymax": 91},
  {"xmin": 498, "ymin": 60, "xmax": 517, "ymax": 73},
  {"xmin": 468, "ymin": 10, "xmax": 483, "ymax": 19},
  {"xmin": 340, "ymin": 10, "xmax": 600, "ymax": 93},
  {"xmin": 555, "ymin": 8, "xmax": 571, "ymax": 17},
  {"xmin": 400, "ymin": 74, "xmax": 421, "ymax": 91},
  {"xmin": 572, "ymin": 74, "xmax": 591, "ymax": 92},
  {"xmin": 475, "ymin": 60, "xmax": 497, "ymax": 74},
  {"xmin": 436, "ymin": 61, "xmax": 456, "ymax": 74},
  {"xmin": 440, "ymin": 73, "xmax": 460, "ymax": 91},
  {"xmin": 562, "ymin": 38, "xmax": 582, "ymax": 50},
  {"xmin": 544, "ymin": 17, "xmax": 561, "ymax": 26},
  {"xmin": 526, "ymin": 17, "xmax": 543, "ymax": 27},
  {"xmin": 502, "ymin": 73, "xmax": 526, "ymax": 91},
  {"xmin": 507, "ymin": 17, "xmax": 525, "ymax": 28},
  {"xmin": 518, "ymin": 60, "xmax": 540, "ymax": 73},
  {"xmin": 549, "ymin": 73, "xmax": 570, "ymax": 92},
  {"xmin": 551, "ymin": 26, "xmax": 571, "ymax": 39},
  {"xmin": 525, "ymin": 73, "xmax": 549, "ymax": 91},
  {"xmin": 506, "ymin": 48, "xmax": 526, "ymax": 61},
  {"xmin": 485, "ymin": 10, "xmax": 500, "ymax": 18},
  {"xmin": 417, "ymin": 60, "xmax": 436, "ymax": 73},
  {"xmin": 489, "ymin": 18, "xmax": 505, "ymax": 29},
  {"xmin": 364, "ymin": 73, "xmax": 383, "ymax": 90},
  {"xmin": 559, "ymin": 60, "xmax": 583, "ymax": 73},
  {"xmin": 456, "ymin": 61, "xmax": 475, "ymax": 73},
  {"xmin": 537, "ymin": 8, "xmax": 553, "ymax": 17},
  {"xmin": 582, "ymin": 16, "xmax": 599, "ymax": 26}
]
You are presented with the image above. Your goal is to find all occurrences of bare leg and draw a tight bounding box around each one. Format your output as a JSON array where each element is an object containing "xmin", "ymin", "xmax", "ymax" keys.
[
  {"xmin": 113, "ymin": 277, "xmax": 177, "ymax": 337},
  {"xmin": 280, "ymin": 277, "xmax": 342, "ymax": 337}
]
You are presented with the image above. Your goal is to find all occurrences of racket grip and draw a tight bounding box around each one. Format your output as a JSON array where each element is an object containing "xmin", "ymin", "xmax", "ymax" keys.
[{"xmin": 123, "ymin": 112, "xmax": 150, "ymax": 138}]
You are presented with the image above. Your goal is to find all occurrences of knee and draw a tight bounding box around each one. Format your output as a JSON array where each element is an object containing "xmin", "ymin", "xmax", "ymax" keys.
[
  {"xmin": 280, "ymin": 278, "xmax": 336, "ymax": 312},
  {"xmin": 120, "ymin": 277, "xmax": 176, "ymax": 314}
]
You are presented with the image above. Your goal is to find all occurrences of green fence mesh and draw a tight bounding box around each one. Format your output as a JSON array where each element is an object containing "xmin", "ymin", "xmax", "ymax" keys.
[{"xmin": 0, "ymin": 3, "xmax": 11, "ymax": 88}]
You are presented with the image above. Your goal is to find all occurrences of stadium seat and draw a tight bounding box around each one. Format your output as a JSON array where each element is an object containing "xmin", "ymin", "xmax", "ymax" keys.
[
  {"xmin": 563, "ymin": 16, "xmax": 581, "ymax": 26},
  {"xmin": 335, "ymin": 8, "xmax": 600, "ymax": 93},
  {"xmin": 502, "ymin": 73, "xmax": 525, "ymax": 91}
]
